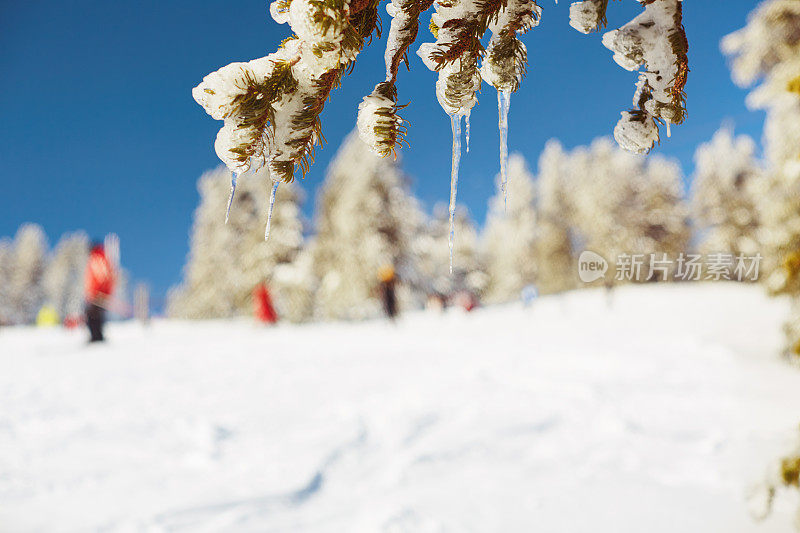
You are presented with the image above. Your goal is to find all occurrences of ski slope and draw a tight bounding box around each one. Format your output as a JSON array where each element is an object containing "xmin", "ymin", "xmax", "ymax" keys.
[{"xmin": 2, "ymin": 283, "xmax": 800, "ymax": 532}]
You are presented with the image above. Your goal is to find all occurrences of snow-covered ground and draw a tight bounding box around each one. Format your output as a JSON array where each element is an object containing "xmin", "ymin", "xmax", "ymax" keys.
[{"xmin": 2, "ymin": 283, "xmax": 800, "ymax": 532}]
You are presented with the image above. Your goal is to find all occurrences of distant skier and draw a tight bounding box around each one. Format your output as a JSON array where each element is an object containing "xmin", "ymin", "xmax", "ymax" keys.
[
  {"xmin": 36, "ymin": 304, "xmax": 60, "ymax": 327},
  {"xmin": 253, "ymin": 283, "xmax": 278, "ymax": 324},
  {"xmin": 378, "ymin": 265, "xmax": 398, "ymax": 320},
  {"xmin": 84, "ymin": 242, "xmax": 116, "ymax": 342},
  {"xmin": 521, "ymin": 284, "xmax": 538, "ymax": 307}
]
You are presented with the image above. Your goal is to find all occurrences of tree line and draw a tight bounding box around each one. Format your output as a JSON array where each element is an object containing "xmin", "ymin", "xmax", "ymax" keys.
[{"xmin": 166, "ymin": 126, "xmax": 766, "ymax": 323}]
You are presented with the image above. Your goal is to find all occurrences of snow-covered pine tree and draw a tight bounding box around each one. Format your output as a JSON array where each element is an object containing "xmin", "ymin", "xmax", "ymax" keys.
[
  {"xmin": 168, "ymin": 168, "xmax": 240, "ymax": 318},
  {"xmin": 482, "ymin": 153, "xmax": 537, "ymax": 303},
  {"xmin": 691, "ymin": 127, "xmax": 763, "ymax": 258},
  {"xmin": 634, "ymin": 154, "xmax": 691, "ymax": 270},
  {"xmin": 235, "ymin": 169, "xmax": 309, "ymax": 318},
  {"xmin": 724, "ymin": 0, "xmax": 800, "ymax": 284},
  {"xmin": 168, "ymin": 166, "xmax": 309, "ymax": 320},
  {"xmin": 534, "ymin": 140, "xmax": 578, "ymax": 295},
  {"xmin": 192, "ymin": 0, "xmax": 688, "ymax": 244},
  {"xmin": 571, "ymin": 139, "xmax": 689, "ymax": 283},
  {"xmin": 312, "ymin": 131, "xmax": 424, "ymax": 320},
  {"xmin": 7, "ymin": 224, "xmax": 48, "ymax": 324},
  {"xmin": 724, "ymin": 0, "xmax": 800, "ymax": 355},
  {"xmin": 271, "ymin": 245, "xmax": 317, "ymax": 322},
  {"xmin": 44, "ymin": 232, "xmax": 89, "ymax": 321},
  {"xmin": 0, "ymin": 239, "xmax": 14, "ymax": 325},
  {"xmin": 417, "ymin": 203, "xmax": 487, "ymax": 300}
]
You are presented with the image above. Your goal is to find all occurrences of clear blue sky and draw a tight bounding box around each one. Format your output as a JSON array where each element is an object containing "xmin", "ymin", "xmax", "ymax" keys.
[{"xmin": 0, "ymin": 0, "xmax": 763, "ymax": 302}]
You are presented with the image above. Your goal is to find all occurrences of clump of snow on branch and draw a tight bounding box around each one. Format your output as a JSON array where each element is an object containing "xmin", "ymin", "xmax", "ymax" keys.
[
  {"xmin": 191, "ymin": 0, "xmax": 690, "ymax": 242},
  {"xmin": 580, "ymin": 0, "xmax": 688, "ymax": 154},
  {"xmin": 568, "ymin": 0, "xmax": 607, "ymax": 34},
  {"xmin": 193, "ymin": 0, "xmax": 380, "ymax": 182},
  {"xmin": 357, "ymin": 0, "xmax": 431, "ymax": 156},
  {"xmin": 481, "ymin": 0, "xmax": 541, "ymax": 93}
]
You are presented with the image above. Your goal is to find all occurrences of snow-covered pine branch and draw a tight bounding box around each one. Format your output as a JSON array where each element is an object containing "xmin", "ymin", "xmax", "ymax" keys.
[
  {"xmin": 193, "ymin": 0, "xmax": 689, "ymax": 249},
  {"xmin": 582, "ymin": 0, "xmax": 689, "ymax": 155},
  {"xmin": 193, "ymin": 0, "xmax": 382, "ymax": 183}
]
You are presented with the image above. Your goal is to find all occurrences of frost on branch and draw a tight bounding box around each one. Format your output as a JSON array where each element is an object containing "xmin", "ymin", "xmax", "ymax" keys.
[
  {"xmin": 357, "ymin": 0, "xmax": 432, "ymax": 156},
  {"xmin": 578, "ymin": 0, "xmax": 689, "ymax": 154},
  {"xmin": 480, "ymin": 0, "xmax": 541, "ymax": 93},
  {"xmin": 414, "ymin": 0, "xmax": 541, "ymax": 116},
  {"xmin": 568, "ymin": 0, "xmax": 608, "ymax": 34},
  {"xmin": 193, "ymin": 0, "xmax": 381, "ymax": 182},
  {"xmin": 191, "ymin": 0, "xmax": 691, "ymax": 235}
]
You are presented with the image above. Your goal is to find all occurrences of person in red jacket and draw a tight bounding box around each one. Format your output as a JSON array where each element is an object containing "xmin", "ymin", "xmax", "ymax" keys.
[
  {"xmin": 253, "ymin": 283, "xmax": 278, "ymax": 324},
  {"xmin": 85, "ymin": 243, "xmax": 116, "ymax": 342}
]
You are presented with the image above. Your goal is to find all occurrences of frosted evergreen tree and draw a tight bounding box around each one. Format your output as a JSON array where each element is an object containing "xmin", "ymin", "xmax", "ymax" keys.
[
  {"xmin": 168, "ymin": 167, "xmax": 240, "ymax": 318},
  {"xmin": 417, "ymin": 203, "xmax": 487, "ymax": 299},
  {"xmin": 8, "ymin": 224, "xmax": 48, "ymax": 324},
  {"xmin": 313, "ymin": 131, "xmax": 424, "ymax": 320},
  {"xmin": 634, "ymin": 154, "xmax": 691, "ymax": 269},
  {"xmin": 482, "ymin": 153, "xmax": 537, "ymax": 303},
  {"xmin": 272, "ymin": 245, "xmax": 317, "ymax": 323},
  {"xmin": 191, "ymin": 0, "xmax": 688, "ymax": 250},
  {"xmin": 0, "ymin": 239, "xmax": 13, "ymax": 325},
  {"xmin": 236, "ymin": 169, "xmax": 308, "ymax": 318},
  {"xmin": 571, "ymin": 139, "xmax": 689, "ymax": 282},
  {"xmin": 724, "ymin": 0, "xmax": 800, "ymax": 355},
  {"xmin": 724, "ymin": 0, "xmax": 800, "ymax": 286},
  {"xmin": 570, "ymin": 140, "xmax": 638, "ymax": 265},
  {"xmin": 169, "ymin": 166, "xmax": 309, "ymax": 320},
  {"xmin": 691, "ymin": 127, "xmax": 763, "ymax": 257},
  {"xmin": 534, "ymin": 140, "xmax": 578, "ymax": 295},
  {"xmin": 44, "ymin": 232, "xmax": 89, "ymax": 321}
]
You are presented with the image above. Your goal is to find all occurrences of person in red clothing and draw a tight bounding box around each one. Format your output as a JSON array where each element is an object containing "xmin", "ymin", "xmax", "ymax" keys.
[
  {"xmin": 85, "ymin": 242, "xmax": 116, "ymax": 342},
  {"xmin": 253, "ymin": 283, "xmax": 278, "ymax": 324}
]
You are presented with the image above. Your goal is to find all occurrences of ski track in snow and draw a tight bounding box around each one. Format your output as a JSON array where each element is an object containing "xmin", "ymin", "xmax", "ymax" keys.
[{"xmin": 1, "ymin": 284, "xmax": 800, "ymax": 532}]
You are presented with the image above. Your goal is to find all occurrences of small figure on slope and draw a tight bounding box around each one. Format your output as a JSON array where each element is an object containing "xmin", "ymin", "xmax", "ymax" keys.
[
  {"xmin": 253, "ymin": 282, "xmax": 278, "ymax": 325},
  {"xmin": 378, "ymin": 265, "xmax": 398, "ymax": 321},
  {"xmin": 84, "ymin": 242, "xmax": 116, "ymax": 343}
]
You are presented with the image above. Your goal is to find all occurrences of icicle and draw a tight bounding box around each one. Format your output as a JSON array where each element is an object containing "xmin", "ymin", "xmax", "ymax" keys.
[
  {"xmin": 665, "ymin": 118, "xmax": 672, "ymax": 138},
  {"xmin": 265, "ymin": 180, "xmax": 280, "ymax": 241},
  {"xmin": 225, "ymin": 172, "xmax": 239, "ymax": 223},
  {"xmin": 465, "ymin": 111, "xmax": 471, "ymax": 153},
  {"xmin": 448, "ymin": 113, "xmax": 463, "ymax": 274},
  {"xmin": 498, "ymin": 90, "xmax": 511, "ymax": 210}
]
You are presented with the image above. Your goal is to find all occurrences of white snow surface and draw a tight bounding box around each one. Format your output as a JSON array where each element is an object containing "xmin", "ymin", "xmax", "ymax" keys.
[{"xmin": 2, "ymin": 283, "xmax": 800, "ymax": 532}]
